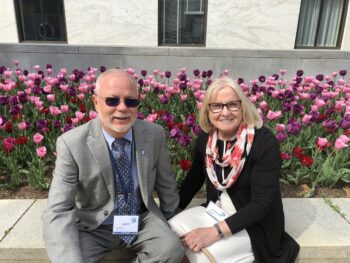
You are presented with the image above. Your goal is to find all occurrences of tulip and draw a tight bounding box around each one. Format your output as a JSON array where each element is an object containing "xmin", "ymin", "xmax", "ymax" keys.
[
  {"xmin": 33, "ymin": 133, "xmax": 44, "ymax": 144},
  {"xmin": 36, "ymin": 146, "xmax": 47, "ymax": 158}
]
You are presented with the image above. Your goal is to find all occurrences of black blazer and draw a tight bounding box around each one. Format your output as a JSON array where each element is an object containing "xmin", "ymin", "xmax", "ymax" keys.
[{"xmin": 179, "ymin": 126, "xmax": 300, "ymax": 263}]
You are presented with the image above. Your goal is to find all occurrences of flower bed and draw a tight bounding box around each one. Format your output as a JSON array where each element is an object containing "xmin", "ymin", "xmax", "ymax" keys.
[{"xmin": 0, "ymin": 61, "xmax": 349, "ymax": 196}]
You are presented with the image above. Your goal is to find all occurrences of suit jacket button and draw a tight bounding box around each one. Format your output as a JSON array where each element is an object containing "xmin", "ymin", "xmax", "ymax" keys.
[
  {"xmin": 83, "ymin": 226, "xmax": 89, "ymax": 230},
  {"xmin": 104, "ymin": 210, "xmax": 109, "ymax": 216}
]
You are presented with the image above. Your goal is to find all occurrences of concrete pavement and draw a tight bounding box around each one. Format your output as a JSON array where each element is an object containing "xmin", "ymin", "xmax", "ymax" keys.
[{"xmin": 0, "ymin": 198, "xmax": 349, "ymax": 263}]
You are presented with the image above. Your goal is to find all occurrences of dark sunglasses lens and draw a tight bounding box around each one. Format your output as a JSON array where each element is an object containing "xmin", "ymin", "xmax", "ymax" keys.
[
  {"xmin": 125, "ymin": 99, "xmax": 140, "ymax": 107},
  {"xmin": 105, "ymin": 97, "xmax": 120, "ymax": 106}
]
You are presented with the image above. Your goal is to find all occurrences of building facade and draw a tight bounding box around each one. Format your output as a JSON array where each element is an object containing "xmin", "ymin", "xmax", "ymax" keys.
[{"xmin": 0, "ymin": 0, "xmax": 350, "ymax": 80}]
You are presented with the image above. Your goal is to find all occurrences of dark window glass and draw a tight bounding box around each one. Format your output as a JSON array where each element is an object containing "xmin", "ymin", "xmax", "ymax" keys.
[
  {"xmin": 159, "ymin": 0, "xmax": 207, "ymax": 46},
  {"xmin": 295, "ymin": 0, "xmax": 348, "ymax": 49},
  {"xmin": 14, "ymin": 0, "xmax": 67, "ymax": 42}
]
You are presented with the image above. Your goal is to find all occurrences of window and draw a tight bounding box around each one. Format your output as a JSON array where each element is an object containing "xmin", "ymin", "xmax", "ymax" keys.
[
  {"xmin": 14, "ymin": 0, "xmax": 67, "ymax": 42},
  {"xmin": 295, "ymin": 0, "xmax": 348, "ymax": 49},
  {"xmin": 159, "ymin": 0, "xmax": 207, "ymax": 46}
]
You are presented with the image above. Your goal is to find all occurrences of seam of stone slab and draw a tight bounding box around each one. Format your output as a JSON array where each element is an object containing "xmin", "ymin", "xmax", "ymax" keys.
[
  {"xmin": 323, "ymin": 198, "xmax": 350, "ymax": 224},
  {"xmin": 0, "ymin": 199, "xmax": 37, "ymax": 243}
]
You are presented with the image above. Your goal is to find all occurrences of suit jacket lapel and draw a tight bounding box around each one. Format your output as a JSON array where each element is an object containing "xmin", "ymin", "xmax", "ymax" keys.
[
  {"xmin": 133, "ymin": 120, "xmax": 149, "ymax": 204},
  {"xmin": 87, "ymin": 118, "xmax": 115, "ymax": 198}
]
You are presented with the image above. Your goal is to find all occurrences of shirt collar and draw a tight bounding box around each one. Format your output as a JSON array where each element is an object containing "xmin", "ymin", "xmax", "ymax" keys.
[{"xmin": 102, "ymin": 128, "xmax": 133, "ymax": 150}]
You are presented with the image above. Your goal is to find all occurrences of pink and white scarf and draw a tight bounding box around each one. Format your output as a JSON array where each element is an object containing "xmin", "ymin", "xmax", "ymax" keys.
[{"xmin": 205, "ymin": 123, "xmax": 255, "ymax": 191}]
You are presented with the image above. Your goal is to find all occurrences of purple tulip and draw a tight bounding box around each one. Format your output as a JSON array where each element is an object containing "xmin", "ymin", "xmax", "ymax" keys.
[
  {"xmin": 0, "ymin": 66, "xmax": 5, "ymax": 74},
  {"xmin": 316, "ymin": 74, "xmax": 324, "ymax": 81},
  {"xmin": 165, "ymin": 71, "xmax": 171, "ymax": 78},
  {"xmin": 286, "ymin": 119, "xmax": 302, "ymax": 135},
  {"xmin": 296, "ymin": 70, "xmax": 304, "ymax": 77},
  {"xmin": 339, "ymin": 69, "xmax": 347, "ymax": 76},
  {"xmin": 10, "ymin": 105, "xmax": 21, "ymax": 115},
  {"xmin": 272, "ymin": 74, "xmax": 279, "ymax": 80},
  {"xmin": 137, "ymin": 112, "xmax": 145, "ymax": 120},
  {"xmin": 138, "ymin": 79, "xmax": 144, "ymax": 87},
  {"xmin": 179, "ymin": 74, "xmax": 187, "ymax": 81},
  {"xmin": 67, "ymin": 86, "xmax": 77, "ymax": 96},
  {"xmin": 159, "ymin": 95, "xmax": 169, "ymax": 104},
  {"xmin": 23, "ymin": 69, "xmax": 28, "ymax": 76},
  {"xmin": 258, "ymin": 76, "xmax": 266, "ymax": 82},
  {"xmin": 18, "ymin": 93, "xmax": 28, "ymax": 103},
  {"xmin": 192, "ymin": 124, "xmax": 202, "ymax": 136},
  {"xmin": 207, "ymin": 70, "xmax": 213, "ymax": 78},
  {"xmin": 46, "ymin": 64, "xmax": 52, "ymax": 69},
  {"xmin": 293, "ymin": 104, "xmax": 303, "ymax": 115},
  {"xmin": 63, "ymin": 123, "xmax": 74, "ymax": 133},
  {"xmin": 178, "ymin": 133, "xmax": 191, "ymax": 146},
  {"xmin": 9, "ymin": 96, "xmax": 19, "ymax": 105},
  {"xmin": 0, "ymin": 96, "xmax": 9, "ymax": 105},
  {"xmin": 185, "ymin": 115, "xmax": 196, "ymax": 128},
  {"xmin": 53, "ymin": 120, "xmax": 62, "ymax": 128},
  {"xmin": 193, "ymin": 69, "xmax": 200, "ymax": 77},
  {"xmin": 324, "ymin": 119, "xmax": 338, "ymax": 131},
  {"xmin": 162, "ymin": 113, "xmax": 174, "ymax": 124},
  {"xmin": 201, "ymin": 71, "xmax": 207, "ymax": 78},
  {"xmin": 310, "ymin": 93, "xmax": 317, "ymax": 100},
  {"xmin": 141, "ymin": 70, "xmax": 147, "ymax": 77},
  {"xmin": 340, "ymin": 118, "xmax": 350, "ymax": 129},
  {"xmin": 170, "ymin": 127, "xmax": 180, "ymax": 138},
  {"xmin": 36, "ymin": 119, "xmax": 48, "ymax": 131},
  {"xmin": 100, "ymin": 66, "xmax": 106, "ymax": 73},
  {"xmin": 282, "ymin": 103, "xmax": 292, "ymax": 112},
  {"xmin": 207, "ymin": 79, "xmax": 213, "ymax": 86},
  {"xmin": 32, "ymin": 85, "xmax": 43, "ymax": 94},
  {"xmin": 179, "ymin": 82, "xmax": 187, "ymax": 90},
  {"xmin": 276, "ymin": 132, "xmax": 288, "ymax": 142},
  {"xmin": 237, "ymin": 78, "xmax": 244, "ymax": 84}
]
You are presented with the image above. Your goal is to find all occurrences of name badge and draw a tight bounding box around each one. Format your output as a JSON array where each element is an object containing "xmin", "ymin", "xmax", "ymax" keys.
[
  {"xmin": 206, "ymin": 201, "xmax": 230, "ymax": 222},
  {"xmin": 113, "ymin": 215, "xmax": 139, "ymax": 234}
]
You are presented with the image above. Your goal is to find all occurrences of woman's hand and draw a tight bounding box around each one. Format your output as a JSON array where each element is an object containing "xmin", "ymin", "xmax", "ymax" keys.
[{"xmin": 180, "ymin": 227, "xmax": 220, "ymax": 252}]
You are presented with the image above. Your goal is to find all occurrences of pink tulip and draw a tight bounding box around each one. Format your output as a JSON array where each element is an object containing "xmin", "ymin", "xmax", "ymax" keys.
[
  {"xmin": 46, "ymin": 68, "xmax": 53, "ymax": 75},
  {"xmin": 338, "ymin": 135, "xmax": 350, "ymax": 144},
  {"xmin": 33, "ymin": 65, "xmax": 41, "ymax": 71},
  {"xmin": 316, "ymin": 137, "xmax": 328, "ymax": 147},
  {"xmin": 36, "ymin": 146, "xmax": 47, "ymax": 158},
  {"xmin": 145, "ymin": 113, "xmax": 158, "ymax": 122},
  {"xmin": 335, "ymin": 138, "xmax": 348, "ymax": 150},
  {"xmin": 259, "ymin": 101, "xmax": 268, "ymax": 110},
  {"xmin": 89, "ymin": 110, "xmax": 98, "ymax": 119},
  {"xmin": 78, "ymin": 93, "xmax": 85, "ymax": 101},
  {"xmin": 60, "ymin": 105, "xmax": 69, "ymax": 113},
  {"xmin": 33, "ymin": 133, "xmax": 44, "ymax": 144},
  {"xmin": 18, "ymin": 122, "xmax": 27, "ymax": 130},
  {"xmin": 266, "ymin": 110, "xmax": 282, "ymax": 120},
  {"xmin": 197, "ymin": 101, "xmax": 203, "ymax": 110},
  {"xmin": 180, "ymin": 94, "xmax": 187, "ymax": 101},
  {"xmin": 71, "ymin": 118, "xmax": 79, "ymax": 126},
  {"xmin": 302, "ymin": 114, "xmax": 312, "ymax": 125},
  {"xmin": 69, "ymin": 74, "xmax": 75, "ymax": 81},
  {"xmin": 47, "ymin": 94, "xmax": 55, "ymax": 102},
  {"xmin": 43, "ymin": 85, "xmax": 52, "ymax": 93},
  {"xmin": 223, "ymin": 69, "xmax": 229, "ymax": 76},
  {"xmin": 4, "ymin": 70, "xmax": 12, "ymax": 78},
  {"xmin": 280, "ymin": 69, "xmax": 287, "ymax": 75},
  {"xmin": 139, "ymin": 94, "xmax": 146, "ymax": 101},
  {"xmin": 49, "ymin": 106, "xmax": 61, "ymax": 116},
  {"xmin": 275, "ymin": 124, "xmax": 285, "ymax": 132},
  {"xmin": 13, "ymin": 59, "xmax": 20, "ymax": 66},
  {"xmin": 75, "ymin": 111, "xmax": 84, "ymax": 121}
]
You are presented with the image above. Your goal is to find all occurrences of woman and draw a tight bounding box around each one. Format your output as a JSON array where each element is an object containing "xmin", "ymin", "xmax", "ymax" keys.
[{"xmin": 175, "ymin": 77, "xmax": 299, "ymax": 262}]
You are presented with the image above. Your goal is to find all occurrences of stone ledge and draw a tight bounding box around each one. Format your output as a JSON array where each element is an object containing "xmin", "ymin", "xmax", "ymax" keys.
[{"xmin": 0, "ymin": 198, "xmax": 349, "ymax": 263}]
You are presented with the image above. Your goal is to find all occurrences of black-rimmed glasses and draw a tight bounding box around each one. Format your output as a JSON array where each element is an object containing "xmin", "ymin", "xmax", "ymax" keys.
[
  {"xmin": 95, "ymin": 94, "xmax": 140, "ymax": 107},
  {"xmin": 208, "ymin": 100, "xmax": 241, "ymax": 113}
]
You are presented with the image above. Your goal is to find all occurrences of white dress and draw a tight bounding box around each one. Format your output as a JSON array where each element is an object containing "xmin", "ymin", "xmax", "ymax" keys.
[{"xmin": 168, "ymin": 190, "xmax": 255, "ymax": 263}]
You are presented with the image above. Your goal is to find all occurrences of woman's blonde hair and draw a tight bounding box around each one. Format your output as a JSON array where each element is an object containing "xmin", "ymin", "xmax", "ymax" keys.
[{"xmin": 198, "ymin": 77, "xmax": 263, "ymax": 133}]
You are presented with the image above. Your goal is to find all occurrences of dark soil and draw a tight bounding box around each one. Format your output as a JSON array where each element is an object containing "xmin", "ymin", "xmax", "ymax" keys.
[{"xmin": 0, "ymin": 181, "xmax": 348, "ymax": 199}]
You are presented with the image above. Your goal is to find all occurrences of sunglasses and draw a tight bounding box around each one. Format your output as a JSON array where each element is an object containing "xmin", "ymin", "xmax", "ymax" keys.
[{"xmin": 96, "ymin": 95, "xmax": 140, "ymax": 107}]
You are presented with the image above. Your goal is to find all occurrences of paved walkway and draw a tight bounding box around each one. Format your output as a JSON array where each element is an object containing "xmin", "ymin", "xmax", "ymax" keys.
[{"xmin": 0, "ymin": 198, "xmax": 349, "ymax": 262}]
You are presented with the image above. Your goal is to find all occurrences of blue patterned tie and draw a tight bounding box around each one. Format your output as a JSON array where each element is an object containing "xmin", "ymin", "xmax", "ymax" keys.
[{"xmin": 112, "ymin": 138, "xmax": 137, "ymax": 245}]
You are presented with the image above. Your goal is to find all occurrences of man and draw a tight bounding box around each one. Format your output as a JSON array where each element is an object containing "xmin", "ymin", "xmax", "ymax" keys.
[{"xmin": 43, "ymin": 69, "xmax": 184, "ymax": 263}]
